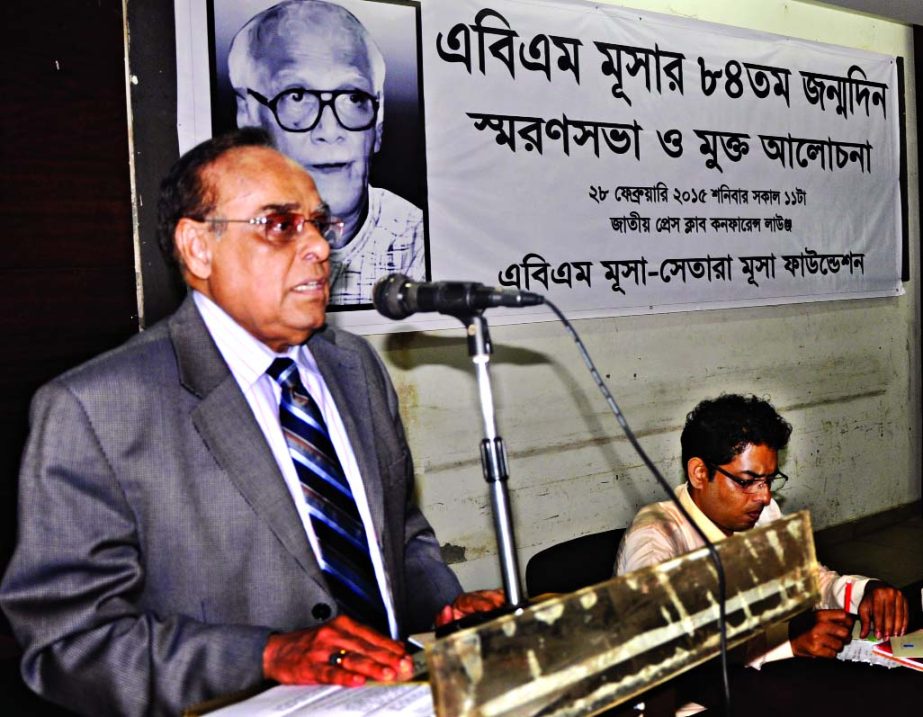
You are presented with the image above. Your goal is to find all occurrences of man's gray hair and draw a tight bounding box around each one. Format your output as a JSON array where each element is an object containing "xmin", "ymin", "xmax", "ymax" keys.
[{"xmin": 228, "ymin": 0, "xmax": 386, "ymax": 98}]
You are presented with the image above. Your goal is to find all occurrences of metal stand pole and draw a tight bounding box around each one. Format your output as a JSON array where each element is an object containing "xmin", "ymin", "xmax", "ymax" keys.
[{"xmin": 462, "ymin": 313, "xmax": 525, "ymax": 608}]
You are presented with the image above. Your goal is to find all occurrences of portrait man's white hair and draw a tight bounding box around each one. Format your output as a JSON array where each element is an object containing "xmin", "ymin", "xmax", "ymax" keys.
[{"xmin": 228, "ymin": 0, "xmax": 386, "ymax": 110}]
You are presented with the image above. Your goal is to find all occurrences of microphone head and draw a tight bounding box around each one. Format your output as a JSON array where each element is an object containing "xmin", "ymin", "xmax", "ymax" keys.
[{"xmin": 373, "ymin": 273, "xmax": 414, "ymax": 320}]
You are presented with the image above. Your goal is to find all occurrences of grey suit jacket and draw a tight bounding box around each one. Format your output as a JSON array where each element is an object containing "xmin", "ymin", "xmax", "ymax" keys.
[{"xmin": 0, "ymin": 296, "xmax": 462, "ymax": 716}]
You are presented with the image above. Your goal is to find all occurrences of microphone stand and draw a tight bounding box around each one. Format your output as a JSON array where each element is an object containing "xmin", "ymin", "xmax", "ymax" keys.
[{"xmin": 435, "ymin": 311, "xmax": 526, "ymax": 634}]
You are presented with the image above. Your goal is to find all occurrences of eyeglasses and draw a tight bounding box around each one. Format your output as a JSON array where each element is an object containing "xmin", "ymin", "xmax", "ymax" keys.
[
  {"xmin": 203, "ymin": 212, "xmax": 344, "ymax": 246},
  {"xmin": 247, "ymin": 88, "xmax": 380, "ymax": 133},
  {"xmin": 708, "ymin": 463, "xmax": 789, "ymax": 494}
]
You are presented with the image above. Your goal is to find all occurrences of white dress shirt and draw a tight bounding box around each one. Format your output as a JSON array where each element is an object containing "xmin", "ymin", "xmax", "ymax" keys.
[{"xmin": 192, "ymin": 291, "xmax": 398, "ymax": 637}]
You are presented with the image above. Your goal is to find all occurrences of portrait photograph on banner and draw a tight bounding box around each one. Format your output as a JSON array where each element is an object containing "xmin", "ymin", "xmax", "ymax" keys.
[{"xmin": 205, "ymin": 0, "xmax": 430, "ymax": 311}]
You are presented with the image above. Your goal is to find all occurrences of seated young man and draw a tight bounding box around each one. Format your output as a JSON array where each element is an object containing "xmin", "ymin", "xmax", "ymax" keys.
[{"xmin": 615, "ymin": 394, "xmax": 908, "ymax": 667}]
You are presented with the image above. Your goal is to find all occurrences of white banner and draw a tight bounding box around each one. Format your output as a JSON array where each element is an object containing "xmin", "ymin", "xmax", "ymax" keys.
[{"xmin": 174, "ymin": 0, "xmax": 903, "ymax": 334}]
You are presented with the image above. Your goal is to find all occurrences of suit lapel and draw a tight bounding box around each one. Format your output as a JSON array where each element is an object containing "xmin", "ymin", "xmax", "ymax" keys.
[
  {"xmin": 169, "ymin": 296, "xmax": 319, "ymax": 577},
  {"xmin": 309, "ymin": 331, "xmax": 386, "ymax": 542}
]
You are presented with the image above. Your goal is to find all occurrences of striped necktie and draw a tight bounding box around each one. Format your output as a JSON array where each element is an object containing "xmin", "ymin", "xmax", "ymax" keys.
[{"xmin": 267, "ymin": 357, "xmax": 389, "ymax": 634}]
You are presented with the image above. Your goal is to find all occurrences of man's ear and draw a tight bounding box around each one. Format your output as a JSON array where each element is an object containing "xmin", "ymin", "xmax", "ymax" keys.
[
  {"xmin": 174, "ymin": 217, "xmax": 213, "ymax": 281},
  {"xmin": 373, "ymin": 116, "xmax": 383, "ymax": 155},
  {"xmin": 687, "ymin": 457, "xmax": 710, "ymax": 491},
  {"xmin": 370, "ymin": 90, "xmax": 385, "ymax": 154},
  {"xmin": 236, "ymin": 94, "xmax": 260, "ymax": 128}
]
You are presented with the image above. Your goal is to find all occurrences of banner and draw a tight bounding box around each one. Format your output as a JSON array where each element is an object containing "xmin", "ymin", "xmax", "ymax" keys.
[{"xmin": 175, "ymin": 0, "xmax": 903, "ymax": 333}]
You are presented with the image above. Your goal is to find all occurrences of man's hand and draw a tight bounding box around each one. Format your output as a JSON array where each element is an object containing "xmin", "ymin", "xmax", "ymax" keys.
[
  {"xmin": 788, "ymin": 609, "xmax": 855, "ymax": 658},
  {"xmin": 263, "ymin": 615, "xmax": 413, "ymax": 686},
  {"xmin": 858, "ymin": 580, "xmax": 908, "ymax": 640},
  {"xmin": 434, "ymin": 589, "xmax": 507, "ymax": 628}
]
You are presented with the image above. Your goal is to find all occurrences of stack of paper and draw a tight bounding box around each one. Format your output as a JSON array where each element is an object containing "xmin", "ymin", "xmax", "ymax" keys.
[
  {"xmin": 206, "ymin": 683, "xmax": 435, "ymax": 717},
  {"xmin": 836, "ymin": 621, "xmax": 899, "ymax": 668}
]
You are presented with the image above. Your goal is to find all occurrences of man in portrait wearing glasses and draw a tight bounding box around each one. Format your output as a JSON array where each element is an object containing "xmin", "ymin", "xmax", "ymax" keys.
[
  {"xmin": 227, "ymin": 0, "xmax": 424, "ymax": 306},
  {"xmin": 0, "ymin": 128, "xmax": 502, "ymax": 716},
  {"xmin": 616, "ymin": 394, "xmax": 908, "ymax": 667}
]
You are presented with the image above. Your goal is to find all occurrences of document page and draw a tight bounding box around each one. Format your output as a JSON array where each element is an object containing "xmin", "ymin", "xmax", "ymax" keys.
[
  {"xmin": 207, "ymin": 683, "xmax": 434, "ymax": 717},
  {"xmin": 836, "ymin": 621, "xmax": 898, "ymax": 669}
]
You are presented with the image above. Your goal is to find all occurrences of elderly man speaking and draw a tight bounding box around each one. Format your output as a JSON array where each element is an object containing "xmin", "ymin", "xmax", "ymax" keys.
[
  {"xmin": 0, "ymin": 128, "xmax": 501, "ymax": 716},
  {"xmin": 228, "ymin": 0, "xmax": 425, "ymax": 306}
]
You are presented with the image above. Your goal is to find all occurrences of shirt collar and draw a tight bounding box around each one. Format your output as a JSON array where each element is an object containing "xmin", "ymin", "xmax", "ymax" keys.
[
  {"xmin": 192, "ymin": 291, "xmax": 297, "ymax": 389},
  {"xmin": 675, "ymin": 482, "xmax": 729, "ymax": 543}
]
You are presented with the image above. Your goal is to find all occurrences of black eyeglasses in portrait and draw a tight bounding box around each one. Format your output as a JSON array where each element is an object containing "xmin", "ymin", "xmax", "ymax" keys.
[{"xmin": 247, "ymin": 88, "xmax": 380, "ymax": 133}]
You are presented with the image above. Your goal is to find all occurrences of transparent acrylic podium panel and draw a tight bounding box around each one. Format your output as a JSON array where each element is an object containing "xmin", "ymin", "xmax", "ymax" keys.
[{"xmin": 427, "ymin": 511, "xmax": 819, "ymax": 717}]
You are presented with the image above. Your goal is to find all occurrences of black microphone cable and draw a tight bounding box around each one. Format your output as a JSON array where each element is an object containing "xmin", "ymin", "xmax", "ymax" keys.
[
  {"xmin": 372, "ymin": 274, "xmax": 732, "ymax": 712},
  {"xmin": 542, "ymin": 297, "xmax": 732, "ymax": 717}
]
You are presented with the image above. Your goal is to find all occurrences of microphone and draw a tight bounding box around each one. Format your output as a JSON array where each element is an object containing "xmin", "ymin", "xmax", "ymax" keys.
[{"xmin": 373, "ymin": 273, "xmax": 544, "ymax": 320}]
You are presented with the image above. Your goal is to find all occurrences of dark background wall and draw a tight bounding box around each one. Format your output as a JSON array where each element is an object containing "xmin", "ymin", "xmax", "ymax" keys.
[{"xmin": 0, "ymin": 0, "xmax": 139, "ymax": 633}]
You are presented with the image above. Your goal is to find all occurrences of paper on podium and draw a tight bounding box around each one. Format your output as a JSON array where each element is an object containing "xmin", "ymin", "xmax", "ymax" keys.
[
  {"xmin": 427, "ymin": 511, "xmax": 819, "ymax": 717},
  {"xmin": 837, "ymin": 621, "xmax": 899, "ymax": 669},
  {"xmin": 204, "ymin": 683, "xmax": 434, "ymax": 716}
]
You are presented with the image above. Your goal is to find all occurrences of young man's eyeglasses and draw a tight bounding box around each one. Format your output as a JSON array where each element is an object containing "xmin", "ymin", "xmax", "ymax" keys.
[
  {"xmin": 247, "ymin": 88, "xmax": 380, "ymax": 133},
  {"xmin": 202, "ymin": 212, "xmax": 344, "ymax": 246},
  {"xmin": 707, "ymin": 463, "xmax": 789, "ymax": 494}
]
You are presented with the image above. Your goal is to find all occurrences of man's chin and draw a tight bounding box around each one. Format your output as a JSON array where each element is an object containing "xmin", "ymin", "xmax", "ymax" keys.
[
  {"xmin": 281, "ymin": 304, "xmax": 329, "ymax": 341},
  {"xmin": 307, "ymin": 175, "xmax": 364, "ymax": 218}
]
